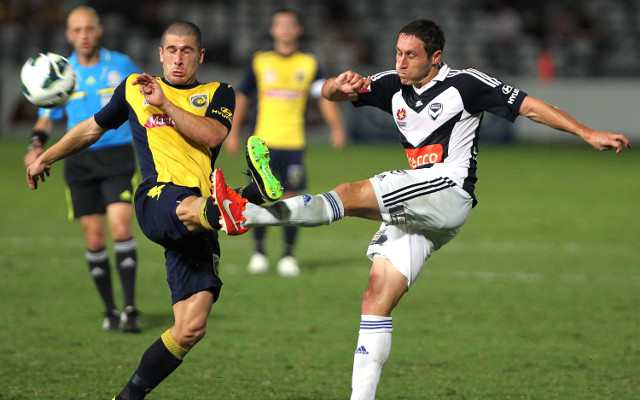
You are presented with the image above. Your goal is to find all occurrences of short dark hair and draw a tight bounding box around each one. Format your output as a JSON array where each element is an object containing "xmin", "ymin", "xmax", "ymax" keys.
[
  {"xmin": 399, "ymin": 19, "xmax": 445, "ymax": 57},
  {"xmin": 272, "ymin": 7, "xmax": 303, "ymax": 27},
  {"xmin": 161, "ymin": 20, "xmax": 202, "ymax": 49}
]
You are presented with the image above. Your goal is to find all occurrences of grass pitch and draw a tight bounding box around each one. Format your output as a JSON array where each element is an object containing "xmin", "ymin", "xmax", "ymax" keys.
[{"xmin": 1, "ymin": 137, "xmax": 638, "ymax": 399}]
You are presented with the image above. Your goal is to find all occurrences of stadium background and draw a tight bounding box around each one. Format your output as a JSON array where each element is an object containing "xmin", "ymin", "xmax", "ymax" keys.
[
  {"xmin": 1, "ymin": 2, "xmax": 638, "ymax": 398},
  {"xmin": 1, "ymin": 0, "xmax": 639, "ymax": 142}
]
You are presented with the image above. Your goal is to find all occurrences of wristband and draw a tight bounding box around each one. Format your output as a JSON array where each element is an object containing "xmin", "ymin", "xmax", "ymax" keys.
[
  {"xmin": 30, "ymin": 130, "xmax": 49, "ymax": 147},
  {"xmin": 27, "ymin": 142, "xmax": 42, "ymax": 151}
]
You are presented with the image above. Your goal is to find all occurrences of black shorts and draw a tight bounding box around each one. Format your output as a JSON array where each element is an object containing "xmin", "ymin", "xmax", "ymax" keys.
[
  {"xmin": 269, "ymin": 149, "xmax": 306, "ymax": 192},
  {"xmin": 64, "ymin": 143, "xmax": 137, "ymax": 218},
  {"xmin": 135, "ymin": 177, "xmax": 222, "ymax": 304}
]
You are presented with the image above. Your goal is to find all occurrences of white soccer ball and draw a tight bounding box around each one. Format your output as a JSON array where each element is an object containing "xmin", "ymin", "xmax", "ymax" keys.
[{"xmin": 20, "ymin": 52, "xmax": 76, "ymax": 108}]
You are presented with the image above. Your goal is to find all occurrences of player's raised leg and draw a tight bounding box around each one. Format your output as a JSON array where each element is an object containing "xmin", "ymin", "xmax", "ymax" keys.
[
  {"xmin": 199, "ymin": 137, "xmax": 283, "ymax": 236},
  {"xmin": 239, "ymin": 178, "xmax": 381, "ymax": 229},
  {"xmin": 212, "ymin": 168, "xmax": 343, "ymax": 233},
  {"xmin": 242, "ymin": 190, "xmax": 344, "ymax": 227},
  {"xmin": 211, "ymin": 169, "xmax": 249, "ymax": 235}
]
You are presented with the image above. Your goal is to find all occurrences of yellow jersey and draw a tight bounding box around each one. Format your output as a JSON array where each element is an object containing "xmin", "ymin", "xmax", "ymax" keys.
[
  {"xmin": 94, "ymin": 74, "xmax": 235, "ymax": 196},
  {"xmin": 239, "ymin": 49, "xmax": 323, "ymax": 150}
]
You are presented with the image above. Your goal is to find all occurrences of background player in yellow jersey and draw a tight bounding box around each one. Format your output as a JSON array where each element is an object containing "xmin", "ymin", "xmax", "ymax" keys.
[{"xmin": 226, "ymin": 8, "xmax": 347, "ymax": 277}]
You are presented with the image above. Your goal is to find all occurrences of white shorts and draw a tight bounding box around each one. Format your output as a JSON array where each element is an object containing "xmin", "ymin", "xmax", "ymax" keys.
[{"xmin": 366, "ymin": 168, "xmax": 473, "ymax": 286}]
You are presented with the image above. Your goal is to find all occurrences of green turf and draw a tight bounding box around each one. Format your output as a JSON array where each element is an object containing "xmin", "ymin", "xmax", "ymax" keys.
[{"xmin": 1, "ymin": 137, "xmax": 638, "ymax": 399}]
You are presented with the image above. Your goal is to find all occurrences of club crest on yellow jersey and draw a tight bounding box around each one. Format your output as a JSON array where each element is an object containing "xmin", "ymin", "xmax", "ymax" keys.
[{"xmin": 190, "ymin": 94, "xmax": 208, "ymax": 108}]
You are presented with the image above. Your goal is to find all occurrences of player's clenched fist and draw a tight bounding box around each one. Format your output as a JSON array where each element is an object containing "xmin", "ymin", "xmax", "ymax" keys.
[
  {"xmin": 333, "ymin": 70, "xmax": 372, "ymax": 94},
  {"xmin": 321, "ymin": 70, "xmax": 372, "ymax": 101}
]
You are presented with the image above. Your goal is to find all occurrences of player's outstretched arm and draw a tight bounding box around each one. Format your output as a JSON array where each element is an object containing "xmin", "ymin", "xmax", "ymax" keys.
[
  {"xmin": 26, "ymin": 116, "xmax": 105, "ymax": 190},
  {"xmin": 322, "ymin": 71, "xmax": 372, "ymax": 102},
  {"xmin": 519, "ymin": 96, "xmax": 631, "ymax": 153}
]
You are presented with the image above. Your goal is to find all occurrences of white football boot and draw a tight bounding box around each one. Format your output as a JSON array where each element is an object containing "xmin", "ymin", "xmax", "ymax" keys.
[
  {"xmin": 277, "ymin": 256, "xmax": 300, "ymax": 277},
  {"xmin": 247, "ymin": 252, "xmax": 269, "ymax": 274}
]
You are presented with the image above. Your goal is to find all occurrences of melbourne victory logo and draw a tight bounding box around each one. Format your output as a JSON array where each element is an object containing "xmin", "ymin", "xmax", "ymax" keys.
[{"xmin": 428, "ymin": 103, "xmax": 443, "ymax": 120}]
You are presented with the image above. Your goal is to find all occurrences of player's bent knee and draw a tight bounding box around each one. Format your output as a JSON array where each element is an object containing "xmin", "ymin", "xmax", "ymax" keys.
[
  {"xmin": 361, "ymin": 286, "xmax": 378, "ymax": 307},
  {"xmin": 176, "ymin": 196, "xmax": 207, "ymax": 232},
  {"xmin": 361, "ymin": 262, "xmax": 408, "ymax": 316},
  {"xmin": 361, "ymin": 286, "xmax": 392, "ymax": 316},
  {"xmin": 333, "ymin": 182, "xmax": 361, "ymax": 208},
  {"xmin": 334, "ymin": 181, "xmax": 379, "ymax": 219},
  {"xmin": 332, "ymin": 182, "xmax": 358, "ymax": 200}
]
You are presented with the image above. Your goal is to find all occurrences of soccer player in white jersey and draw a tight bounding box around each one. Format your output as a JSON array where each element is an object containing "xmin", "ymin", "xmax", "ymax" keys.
[{"xmin": 213, "ymin": 19, "xmax": 630, "ymax": 399}]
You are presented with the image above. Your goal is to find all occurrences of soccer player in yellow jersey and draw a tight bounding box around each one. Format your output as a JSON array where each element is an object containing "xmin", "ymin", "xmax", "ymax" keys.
[
  {"xmin": 26, "ymin": 21, "xmax": 279, "ymax": 399},
  {"xmin": 226, "ymin": 8, "xmax": 347, "ymax": 277}
]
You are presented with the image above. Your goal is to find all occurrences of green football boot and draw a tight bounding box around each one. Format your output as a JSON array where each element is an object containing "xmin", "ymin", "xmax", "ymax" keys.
[{"xmin": 246, "ymin": 136, "xmax": 283, "ymax": 202}]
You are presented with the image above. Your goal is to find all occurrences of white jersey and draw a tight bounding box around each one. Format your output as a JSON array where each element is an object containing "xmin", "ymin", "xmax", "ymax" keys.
[{"xmin": 353, "ymin": 64, "xmax": 527, "ymax": 206}]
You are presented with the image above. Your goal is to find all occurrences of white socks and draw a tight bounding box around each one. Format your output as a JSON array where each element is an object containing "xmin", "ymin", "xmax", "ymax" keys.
[
  {"xmin": 242, "ymin": 191, "xmax": 344, "ymax": 227},
  {"xmin": 350, "ymin": 315, "xmax": 393, "ymax": 400}
]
